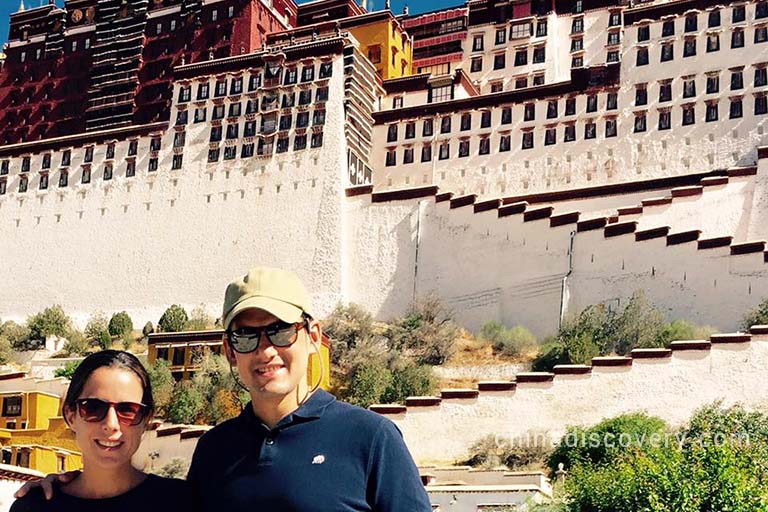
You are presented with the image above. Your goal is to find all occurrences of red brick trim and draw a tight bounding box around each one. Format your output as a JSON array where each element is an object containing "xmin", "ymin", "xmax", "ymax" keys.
[
  {"xmin": 553, "ymin": 365, "xmax": 592, "ymax": 375},
  {"xmin": 604, "ymin": 221, "xmax": 637, "ymax": 238},
  {"xmin": 435, "ymin": 192, "xmax": 454, "ymax": 203},
  {"xmin": 516, "ymin": 372, "xmax": 555, "ymax": 383},
  {"xmin": 474, "ymin": 199, "xmax": 502, "ymax": 213},
  {"xmin": 758, "ymin": 146, "xmax": 768, "ymax": 159},
  {"xmin": 667, "ymin": 230, "xmax": 701, "ymax": 246},
  {"xmin": 440, "ymin": 389, "xmax": 480, "ymax": 399},
  {"xmin": 0, "ymin": 372, "xmax": 27, "ymax": 381},
  {"xmin": 550, "ymin": 211, "xmax": 580, "ymax": 227},
  {"xmin": 710, "ymin": 333, "xmax": 751, "ymax": 344},
  {"xmin": 730, "ymin": 241, "xmax": 766, "ymax": 255},
  {"xmin": 371, "ymin": 186, "xmax": 439, "ymax": 203},
  {"xmin": 700, "ymin": 176, "xmax": 729, "ymax": 187},
  {"xmin": 642, "ymin": 196, "xmax": 673, "ymax": 207},
  {"xmin": 524, "ymin": 206, "xmax": 554, "ymax": 222},
  {"xmin": 180, "ymin": 429, "xmax": 207, "ymax": 440},
  {"xmin": 478, "ymin": 381, "xmax": 517, "ymax": 391},
  {"xmin": 345, "ymin": 185, "xmax": 373, "ymax": 197},
  {"xmin": 577, "ymin": 217, "xmax": 608, "ymax": 232},
  {"xmin": 635, "ymin": 226, "xmax": 670, "ymax": 242},
  {"xmin": 728, "ymin": 167, "xmax": 757, "ymax": 178},
  {"xmin": 498, "ymin": 202, "xmax": 527, "ymax": 218},
  {"xmin": 671, "ymin": 186, "xmax": 703, "ymax": 197},
  {"xmin": 405, "ymin": 397, "xmax": 442, "ymax": 407},
  {"xmin": 450, "ymin": 194, "xmax": 477, "ymax": 209},
  {"xmin": 669, "ymin": 340, "xmax": 712, "ymax": 351},
  {"xmin": 617, "ymin": 206, "xmax": 643, "ymax": 216},
  {"xmin": 592, "ymin": 356, "xmax": 632, "ymax": 367},
  {"xmin": 698, "ymin": 236, "xmax": 732, "ymax": 250},
  {"xmin": 370, "ymin": 405, "xmax": 407, "ymax": 414},
  {"xmin": 749, "ymin": 325, "xmax": 768, "ymax": 335},
  {"xmin": 156, "ymin": 426, "xmax": 183, "ymax": 437},
  {"xmin": 630, "ymin": 348, "xmax": 672, "ymax": 359}
]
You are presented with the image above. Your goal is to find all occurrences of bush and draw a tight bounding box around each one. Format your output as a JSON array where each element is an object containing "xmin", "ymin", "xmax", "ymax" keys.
[
  {"xmin": 0, "ymin": 337, "xmax": 12, "ymax": 364},
  {"xmin": 54, "ymin": 360, "xmax": 82, "ymax": 380},
  {"xmin": 381, "ymin": 361, "xmax": 437, "ymax": 404},
  {"xmin": 142, "ymin": 321, "xmax": 155, "ymax": 338},
  {"xmin": 742, "ymin": 296, "xmax": 768, "ymax": 329},
  {"xmin": 185, "ymin": 305, "xmax": 214, "ymax": 331},
  {"xmin": 480, "ymin": 322, "xmax": 538, "ymax": 358},
  {"xmin": 62, "ymin": 329, "xmax": 89, "ymax": 356},
  {"xmin": 27, "ymin": 305, "xmax": 71, "ymax": 343},
  {"xmin": 108, "ymin": 312, "xmax": 133, "ymax": 337},
  {"xmin": 323, "ymin": 303, "xmax": 376, "ymax": 366},
  {"xmin": 85, "ymin": 312, "xmax": 109, "ymax": 341},
  {"xmin": 387, "ymin": 296, "xmax": 461, "ymax": 365},
  {"xmin": 167, "ymin": 380, "xmax": 205, "ymax": 424},
  {"xmin": 154, "ymin": 457, "xmax": 189, "ymax": 479},
  {"xmin": 1, "ymin": 321, "xmax": 31, "ymax": 351},
  {"xmin": 148, "ymin": 359, "xmax": 174, "ymax": 417},
  {"xmin": 659, "ymin": 319, "xmax": 718, "ymax": 344},
  {"xmin": 190, "ymin": 352, "xmax": 244, "ymax": 424},
  {"xmin": 611, "ymin": 290, "xmax": 666, "ymax": 355},
  {"xmin": 159, "ymin": 305, "xmax": 188, "ymax": 333},
  {"xmin": 463, "ymin": 433, "xmax": 552, "ymax": 471},
  {"xmin": 345, "ymin": 361, "xmax": 393, "ymax": 408}
]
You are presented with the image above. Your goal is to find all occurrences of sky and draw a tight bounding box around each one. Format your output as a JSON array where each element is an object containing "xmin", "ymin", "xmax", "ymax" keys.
[{"xmin": 0, "ymin": 0, "xmax": 463, "ymax": 47}]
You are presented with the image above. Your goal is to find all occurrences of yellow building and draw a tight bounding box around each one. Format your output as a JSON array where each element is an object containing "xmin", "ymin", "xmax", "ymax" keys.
[
  {"xmin": 0, "ymin": 391, "xmax": 81, "ymax": 474},
  {"xmin": 148, "ymin": 330, "xmax": 331, "ymax": 390}
]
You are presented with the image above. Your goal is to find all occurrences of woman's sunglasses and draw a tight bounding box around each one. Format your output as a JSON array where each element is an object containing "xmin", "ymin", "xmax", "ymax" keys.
[
  {"xmin": 75, "ymin": 398, "xmax": 150, "ymax": 426},
  {"xmin": 227, "ymin": 318, "xmax": 309, "ymax": 354}
]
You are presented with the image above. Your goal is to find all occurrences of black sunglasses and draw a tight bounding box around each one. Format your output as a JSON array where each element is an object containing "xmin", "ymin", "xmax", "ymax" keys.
[
  {"xmin": 227, "ymin": 318, "xmax": 309, "ymax": 354},
  {"xmin": 76, "ymin": 398, "xmax": 150, "ymax": 426}
]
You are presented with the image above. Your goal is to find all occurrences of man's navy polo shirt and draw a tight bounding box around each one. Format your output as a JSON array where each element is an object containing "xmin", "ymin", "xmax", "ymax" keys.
[{"xmin": 187, "ymin": 389, "xmax": 432, "ymax": 511}]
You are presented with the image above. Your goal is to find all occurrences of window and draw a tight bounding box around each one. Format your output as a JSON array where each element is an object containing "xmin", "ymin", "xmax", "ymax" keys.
[
  {"xmin": 215, "ymin": 80, "xmax": 227, "ymax": 97},
  {"xmin": 241, "ymin": 143, "xmax": 255, "ymax": 158},
  {"xmin": 496, "ymin": 29, "xmax": 506, "ymax": 45},
  {"xmin": 197, "ymin": 83, "xmax": 210, "ymax": 100},
  {"xmin": 707, "ymin": 75, "xmax": 719, "ymax": 94},
  {"xmin": 706, "ymin": 102, "xmax": 719, "ymax": 121},
  {"xmin": 732, "ymin": 29, "xmax": 745, "ymax": 48},
  {"xmin": 502, "ymin": 107, "xmax": 512, "ymax": 124},
  {"xmin": 685, "ymin": 14, "xmax": 698, "ymax": 32},
  {"xmin": 392, "ymin": 96, "xmax": 402, "ymax": 109},
  {"xmin": 212, "ymin": 105, "xmax": 225, "ymax": 120},
  {"xmin": 249, "ymin": 74, "xmax": 261, "ymax": 91},
  {"xmin": 524, "ymin": 103, "xmax": 536, "ymax": 121},
  {"xmin": 515, "ymin": 77, "xmax": 528, "ymax": 89},
  {"xmin": 458, "ymin": 140, "xmax": 470, "ymax": 157},
  {"xmin": 176, "ymin": 110, "xmax": 188, "ymax": 126},
  {"xmin": 659, "ymin": 82, "xmax": 672, "ymax": 102},
  {"xmin": 756, "ymin": 95, "xmax": 768, "ymax": 114},
  {"xmin": 661, "ymin": 43, "xmax": 674, "ymax": 62},
  {"xmin": 83, "ymin": 148, "xmax": 93, "ymax": 164},
  {"xmin": 471, "ymin": 57, "xmax": 483, "ymax": 72},
  {"xmin": 0, "ymin": 179, "xmax": 6, "ymax": 195},
  {"xmin": 224, "ymin": 146, "xmax": 237, "ymax": 160},
  {"xmin": 493, "ymin": 53, "xmax": 506, "ymax": 70},
  {"xmin": 564, "ymin": 124, "xmax": 576, "ymax": 142},
  {"xmin": 387, "ymin": 125, "xmax": 398, "ymax": 142},
  {"xmin": 59, "ymin": 170, "xmax": 69, "ymax": 186},
  {"xmin": 510, "ymin": 22, "xmax": 531, "ymax": 39},
  {"xmin": 2, "ymin": 397, "xmax": 21, "ymax": 417},
  {"xmin": 103, "ymin": 163, "xmax": 113, "ymax": 180},
  {"xmin": 42, "ymin": 153, "xmax": 51, "ymax": 170},
  {"xmin": 706, "ymin": 34, "xmax": 719, "ymax": 52},
  {"xmin": 636, "ymin": 86, "xmax": 648, "ymax": 106},
  {"xmin": 440, "ymin": 116, "xmax": 452, "ymax": 133},
  {"xmin": 301, "ymin": 65, "xmax": 315, "ymax": 82},
  {"xmin": 662, "ymin": 20, "xmax": 675, "ymax": 37},
  {"xmin": 472, "ymin": 35, "xmax": 484, "ymax": 51},
  {"xmin": 758, "ymin": 2, "xmax": 768, "ymax": 19},
  {"xmin": 210, "ymin": 126, "xmax": 222, "ymax": 142},
  {"xmin": 170, "ymin": 19, "xmax": 177, "ymax": 31},
  {"xmin": 179, "ymin": 86, "xmax": 191, "ymax": 102},
  {"xmin": 211, "ymin": 9, "xmax": 218, "ymax": 21},
  {"xmin": 479, "ymin": 137, "xmax": 490, "ymax": 155},
  {"xmin": 572, "ymin": 55, "xmax": 584, "ymax": 67},
  {"xmin": 173, "ymin": 131, "xmax": 186, "ymax": 148},
  {"xmin": 574, "ymin": 0, "xmax": 583, "ymax": 13},
  {"xmin": 208, "ymin": 148, "xmax": 220, "ymax": 162},
  {"xmin": 544, "ymin": 128, "xmax": 556, "ymax": 146},
  {"xmin": 584, "ymin": 122, "xmax": 596, "ymax": 139},
  {"xmin": 125, "ymin": 161, "xmax": 135, "ymax": 178},
  {"xmin": 514, "ymin": 50, "xmax": 527, "ymax": 66},
  {"xmin": 634, "ymin": 113, "xmax": 647, "ymax": 133},
  {"xmin": 296, "ymin": 112, "xmax": 309, "ymax": 129},
  {"xmin": 732, "ymin": 70, "xmax": 744, "ymax": 90},
  {"xmin": 230, "ymin": 78, "xmax": 243, "ymax": 95},
  {"xmin": 128, "ymin": 141, "xmax": 138, "ymax": 157},
  {"xmin": 278, "ymin": 115, "xmax": 291, "ymax": 131},
  {"xmin": 609, "ymin": 11, "xmax": 621, "ymax": 26},
  {"xmin": 536, "ymin": 21, "xmax": 548, "ymax": 37},
  {"xmin": 460, "ymin": 113, "xmax": 471, "ymax": 131},
  {"xmin": 571, "ymin": 38, "xmax": 583, "ymax": 52},
  {"xmin": 547, "ymin": 100, "xmax": 558, "ymax": 119},
  {"xmin": 638, "ymin": 25, "xmax": 650, "ymax": 42},
  {"xmin": 756, "ymin": 67, "xmax": 768, "ymax": 86},
  {"xmin": 532, "ymin": 47, "xmax": 545, "ymax": 63},
  {"xmin": 81, "ymin": 167, "xmax": 91, "ymax": 183},
  {"xmin": 0, "ymin": 161, "xmax": 7, "ymax": 175},
  {"xmin": 421, "ymin": 145, "xmax": 432, "ymax": 162},
  {"xmin": 438, "ymin": 142, "xmax": 450, "ymax": 160},
  {"xmin": 682, "ymin": 105, "xmax": 696, "ymax": 125},
  {"xmin": 39, "ymin": 173, "xmax": 48, "ymax": 190},
  {"xmin": 319, "ymin": 62, "xmax": 333, "ymax": 79},
  {"xmin": 367, "ymin": 45, "xmax": 381, "ymax": 64},
  {"xmin": 572, "ymin": 18, "xmax": 584, "ymax": 34},
  {"xmin": 282, "ymin": 93, "xmax": 296, "ymax": 109},
  {"xmin": 262, "ymin": 114, "xmax": 277, "ymax": 133},
  {"xmin": 194, "ymin": 108, "xmax": 207, "ymax": 123},
  {"xmin": 756, "ymin": 26, "xmax": 768, "ymax": 43},
  {"xmin": 59, "ymin": 150, "xmax": 70, "ymax": 167},
  {"xmin": 607, "ymin": 50, "xmax": 620, "ymax": 63},
  {"xmin": 607, "ymin": 92, "xmax": 618, "ymax": 110},
  {"xmin": 533, "ymin": 75, "xmax": 544, "ymax": 86},
  {"xmin": 586, "ymin": 95, "xmax": 597, "ymax": 113},
  {"xmin": 423, "ymin": 119, "xmax": 433, "ymax": 136},
  {"xmin": 385, "ymin": 150, "xmax": 396, "ymax": 167},
  {"xmin": 605, "ymin": 118, "xmax": 617, "ymax": 137},
  {"xmin": 637, "ymin": 47, "xmax": 649, "ymax": 66},
  {"xmin": 155, "ymin": 22, "xmax": 163, "ymax": 35},
  {"xmin": 481, "ymin": 111, "xmax": 491, "ymax": 128},
  {"xmin": 730, "ymin": 98, "xmax": 743, "ymax": 118},
  {"xmin": 708, "ymin": 10, "xmax": 721, "ymax": 27},
  {"xmin": 276, "ymin": 138, "xmax": 289, "ymax": 153},
  {"xmin": 659, "ymin": 110, "xmax": 671, "ymax": 129},
  {"xmin": 521, "ymin": 131, "xmax": 534, "ymax": 149},
  {"xmin": 430, "ymin": 85, "xmax": 452, "ymax": 103},
  {"xmin": 683, "ymin": 78, "xmax": 696, "ymax": 98},
  {"xmin": 228, "ymin": 103, "xmax": 242, "ymax": 118},
  {"xmin": 499, "ymin": 134, "xmax": 511, "ymax": 152},
  {"xmin": 684, "ymin": 38, "xmax": 697, "ymax": 57},
  {"xmin": 733, "ymin": 5, "xmax": 746, "ymax": 22},
  {"xmin": 607, "ymin": 32, "xmax": 620, "ymax": 45}
]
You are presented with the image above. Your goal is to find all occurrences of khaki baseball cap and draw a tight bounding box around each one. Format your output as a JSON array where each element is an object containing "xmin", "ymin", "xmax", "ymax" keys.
[{"xmin": 222, "ymin": 267, "xmax": 312, "ymax": 330}]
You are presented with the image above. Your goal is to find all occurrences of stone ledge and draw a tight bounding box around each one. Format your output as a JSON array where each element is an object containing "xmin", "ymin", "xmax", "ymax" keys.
[
  {"xmin": 710, "ymin": 333, "xmax": 751, "ymax": 344},
  {"xmin": 516, "ymin": 372, "xmax": 555, "ymax": 383},
  {"xmin": 550, "ymin": 211, "xmax": 580, "ymax": 227},
  {"xmin": 700, "ymin": 176, "xmax": 729, "ymax": 187},
  {"xmin": 635, "ymin": 226, "xmax": 670, "ymax": 242},
  {"xmin": 728, "ymin": 166, "xmax": 757, "ymax": 177},
  {"xmin": 180, "ymin": 429, "xmax": 207, "ymax": 440},
  {"xmin": 345, "ymin": 185, "xmax": 373, "ymax": 197},
  {"xmin": 450, "ymin": 194, "xmax": 477, "ymax": 209},
  {"xmin": 371, "ymin": 186, "xmax": 439, "ymax": 203},
  {"xmin": 641, "ymin": 196, "xmax": 673, "ymax": 207},
  {"xmin": 749, "ymin": 325, "xmax": 768, "ymax": 335},
  {"xmin": 592, "ymin": 356, "xmax": 632, "ymax": 367},
  {"xmin": 631, "ymin": 348, "xmax": 673, "ymax": 359},
  {"xmin": 553, "ymin": 365, "xmax": 592, "ymax": 375},
  {"xmin": 435, "ymin": 192, "xmax": 454, "ymax": 203},
  {"xmin": 669, "ymin": 340, "xmax": 712, "ymax": 351},
  {"xmin": 698, "ymin": 236, "xmax": 732, "ymax": 250},
  {"xmin": 577, "ymin": 217, "xmax": 608, "ymax": 232},
  {"xmin": 156, "ymin": 426, "xmax": 184, "ymax": 437},
  {"xmin": 498, "ymin": 201, "xmax": 527, "ymax": 218},
  {"xmin": 441, "ymin": 389, "xmax": 480, "ymax": 400},
  {"xmin": 370, "ymin": 404, "xmax": 407, "ymax": 414},
  {"xmin": 670, "ymin": 185, "xmax": 703, "ymax": 197},
  {"xmin": 474, "ymin": 199, "xmax": 502, "ymax": 213},
  {"xmin": 523, "ymin": 206, "xmax": 554, "ymax": 222},
  {"xmin": 405, "ymin": 396, "xmax": 442, "ymax": 407},
  {"xmin": 667, "ymin": 230, "xmax": 701, "ymax": 246},
  {"xmin": 478, "ymin": 381, "xmax": 517, "ymax": 391},
  {"xmin": 617, "ymin": 205, "xmax": 643, "ymax": 216},
  {"xmin": 604, "ymin": 221, "xmax": 637, "ymax": 238},
  {"xmin": 730, "ymin": 241, "xmax": 766, "ymax": 256}
]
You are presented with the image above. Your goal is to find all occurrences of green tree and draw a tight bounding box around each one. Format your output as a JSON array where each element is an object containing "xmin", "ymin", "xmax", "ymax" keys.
[
  {"xmin": 480, "ymin": 322, "xmax": 538, "ymax": 358},
  {"xmin": 611, "ymin": 290, "xmax": 666, "ymax": 354},
  {"xmin": 190, "ymin": 352, "xmax": 244, "ymax": 425},
  {"xmin": 0, "ymin": 321, "xmax": 31, "ymax": 351},
  {"xmin": 659, "ymin": 319, "xmax": 718, "ymax": 345},
  {"xmin": 0, "ymin": 336, "xmax": 12, "ymax": 364},
  {"xmin": 185, "ymin": 305, "xmax": 214, "ymax": 331},
  {"xmin": 159, "ymin": 305, "xmax": 189, "ymax": 333},
  {"xmin": 167, "ymin": 380, "xmax": 204, "ymax": 424},
  {"xmin": 148, "ymin": 359, "xmax": 175, "ymax": 417},
  {"xmin": 54, "ymin": 360, "xmax": 82, "ymax": 379},
  {"xmin": 108, "ymin": 312, "xmax": 133, "ymax": 337},
  {"xmin": 62, "ymin": 329, "xmax": 89, "ymax": 356},
  {"xmin": 323, "ymin": 303, "xmax": 376, "ymax": 366},
  {"xmin": 345, "ymin": 361, "xmax": 393, "ymax": 408},
  {"xmin": 381, "ymin": 361, "xmax": 436, "ymax": 404},
  {"xmin": 387, "ymin": 295, "xmax": 461, "ymax": 365},
  {"xmin": 85, "ymin": 312, "xmax": 109, "ymax": 343},
  {"xmin": 26, "ymin": 305, "xmax": 71, "ymax": 349},
  {"xmin": 742, "ymin": 296, "xmax": 768, "ymax": 329}
]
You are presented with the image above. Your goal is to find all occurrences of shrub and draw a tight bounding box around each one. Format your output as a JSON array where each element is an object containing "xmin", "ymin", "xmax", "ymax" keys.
[
  {"xmin": 148, "ymin": 359, "xmax": 174, "ymax": 417},
  {"xmin": 742, "ymin": 296, "xmax": 768, "ymax": 330},
  {"xmin": 381, "ymin": 361, "xmax": 437, "ymax": 404},
  {"xmin": 54, "ymin": 360, "xmax": 81, "ymax": 380},
  {"xmin": 108, "ymin": 312, "xmax": 133, "ymax": 337},
  {"xmin": 190, "ymin": 352, "xmax": 244, "ymax": 424},
  {"xmin": 463, "ymin": 433, "xmax": 552, "ymax": 471},
  {"xmin": 154, "ymin": 457, "xmax": 190, "ymax": 479},
  {"xmin": 659, "ymin": 319, "xmax": 718, "ymax": 345},
  {"xmin": 142, "ymin": 321, "xmax": 155, "ymax": 338},
  {"xmin": 1, "ymin": 321, "xmax": 31, "ymax": 351},
  {"xmin": 0, "ymin": 337, "xmax": 12, "ymax": 364},
  {"xmin": 27, "ymin": 305, "xmax": 71, "ymax": 343},
  {"xmin": 611, "ymin": 290, "xmax": 666, "ymax": 354},
  {"xmin": 323, "ymin": 303, "xmax": 376, "ymax": 366},
  {"xmin": 479, "ymin": 322, "xmax": 538, "ymax": 358},
  {"xmin": 387, "ymin": 296, "xmax": 461, "ymax": 365},
  {"xmin": 167, "ymin": 380, "xmax": 205, "ymax": 424},
  {"xmin": 345, "ymin": 361, "xmax": 393, "ymax": 408},
  {"xmin": 185, "ymin": 305, "xmax": 214, "ymax": 331},
  {"xmin": 159, "ymin": 305, "xmax": 188, "ymax": 333},
  {"xmin": 62, "ymin": 329, "xmax": 89, "ymax": 356},
  {"xmin": 84, "ymin": 312, "xmax": 109, "ymax": 342}
]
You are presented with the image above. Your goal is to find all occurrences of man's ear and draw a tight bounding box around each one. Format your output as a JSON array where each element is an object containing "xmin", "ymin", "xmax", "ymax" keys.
[
  {"xmin": 63, "ymin": 406, "xmax": 76, "ymax": 433},
  {"xmin": 222, "ymin": 334, "xmax": 237, "ymax": 365},
  {"xmin": 307, "ymin": 319, "xmax": 322, "ymax": 346}
]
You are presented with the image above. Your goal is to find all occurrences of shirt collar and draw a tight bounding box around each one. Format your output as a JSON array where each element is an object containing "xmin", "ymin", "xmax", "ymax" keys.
[{"xmin": 241, "ymin": 389, "xmax": 336, "ymax": 429}]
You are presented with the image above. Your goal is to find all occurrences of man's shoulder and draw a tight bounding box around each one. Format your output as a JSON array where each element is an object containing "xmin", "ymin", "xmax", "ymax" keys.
[
  {"xmin": 325, "ymin": 398, "xmax": 391, "ymax": 432},
  {"xmin": 195, "ymin": 414, "xmax": 244, "ymax": 447}
]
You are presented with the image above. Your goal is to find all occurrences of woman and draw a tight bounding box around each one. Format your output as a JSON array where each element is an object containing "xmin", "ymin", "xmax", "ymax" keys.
[{"xmin": 11, "ymin": 350, "xmax": 195, "ymax": 512}]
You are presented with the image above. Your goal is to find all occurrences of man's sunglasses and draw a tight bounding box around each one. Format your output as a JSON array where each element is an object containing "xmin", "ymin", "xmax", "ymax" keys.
[
  {"xmin": 227, "ymin": 318, "xmax": 309, "ymax": 354},
  {"xmin": 76, "ymin": 398, "xmax": 150, "ymax": 426}
]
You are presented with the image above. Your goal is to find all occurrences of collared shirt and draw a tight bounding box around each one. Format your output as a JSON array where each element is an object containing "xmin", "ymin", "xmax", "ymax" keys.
[{"xmin": 187, "ymin": 390, "xmax": 431, "ymax": 511}]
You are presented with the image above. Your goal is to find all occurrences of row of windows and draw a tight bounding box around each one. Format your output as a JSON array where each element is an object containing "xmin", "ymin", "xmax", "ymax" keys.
[
  {"xmin": 207, "ymin": 109, "xmax": 326, "ymax": 141},
  {"xmin": 637, "ymin": 4, "xmax": 767, "ymax": 42},
  {"xmin": 636, "ymin": 27, "xmax": 767, "ymax": 65},
  {"xmin": 384, "ymin": 94, "xmax": 618, "ymax": 142},
  {"xmin": 177, "ymin": 63, "xmax": 333, "ymax": 102},
  {"xmin": 207, "ymin": 132, "xmax": 324, "ymax": 162},
  {"xmin": 634, "ymin": 68, "xmax": 767, "ymax": 106},
  {"xmin": 632, "ymin": 97, "xmax": 759, "ymax": 131},
  {"xmin": 471, "ymin": 21, "xmax": 548, "ymax": 52},
  {"xmin": 470, "ymin": 47, "xmax": 545, "ymax": 72}
]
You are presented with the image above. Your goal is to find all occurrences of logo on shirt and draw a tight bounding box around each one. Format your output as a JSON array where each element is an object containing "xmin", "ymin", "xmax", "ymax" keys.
[{"xmin": 312, "ymin": 454, "xmax": 326, "ymax": 465}]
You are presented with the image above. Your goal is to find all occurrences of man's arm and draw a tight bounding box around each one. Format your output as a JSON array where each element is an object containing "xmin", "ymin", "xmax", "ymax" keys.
[{"xmin": 366, "ymin": 419, "xmax": 432, "ymax": 512}]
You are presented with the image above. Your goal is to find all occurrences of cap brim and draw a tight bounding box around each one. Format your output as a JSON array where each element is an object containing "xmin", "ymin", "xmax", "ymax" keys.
[{"xmin": 223, "ymin": 296, "xmax": 304, "ymax": 330}]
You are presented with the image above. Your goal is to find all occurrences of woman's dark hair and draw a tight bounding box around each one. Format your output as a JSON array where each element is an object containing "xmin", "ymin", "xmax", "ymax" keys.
[{"xmin": 63, "ymin": 350, "xmax": 155, "ymax": 426}]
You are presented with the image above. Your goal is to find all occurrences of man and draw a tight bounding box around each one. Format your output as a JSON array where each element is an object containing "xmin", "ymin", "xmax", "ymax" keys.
[{"xmin": 17, "ymin": 267, "xmax": 432, "ymax": 511}]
